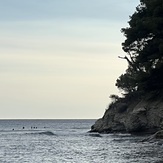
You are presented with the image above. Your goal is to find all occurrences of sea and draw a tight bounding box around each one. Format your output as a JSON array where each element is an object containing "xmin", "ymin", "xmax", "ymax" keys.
[{"xmin": 0, "ymin": 119, "xmax": 163, "ymax": 163}]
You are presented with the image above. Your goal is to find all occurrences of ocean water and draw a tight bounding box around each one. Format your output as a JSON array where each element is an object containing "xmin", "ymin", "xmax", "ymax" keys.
[{"xmin": 0, "ymin": 119, "xmax": 162, "ymax": 163}]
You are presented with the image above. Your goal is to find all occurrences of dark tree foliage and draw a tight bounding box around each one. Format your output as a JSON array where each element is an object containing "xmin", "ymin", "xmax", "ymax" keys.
[{"xmin": 116, "ymin": 0, "xmax": 163, "ymax": 94}]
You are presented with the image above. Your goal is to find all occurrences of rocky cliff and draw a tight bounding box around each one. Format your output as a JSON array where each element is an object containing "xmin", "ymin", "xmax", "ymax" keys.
[{"xmin": 91, "ymin": 93, "xmax": 163, "ymax": 134}]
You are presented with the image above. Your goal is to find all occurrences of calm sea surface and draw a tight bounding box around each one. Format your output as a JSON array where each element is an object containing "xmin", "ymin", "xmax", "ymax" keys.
[{"xmin": 0, "ymin": 119, "xmax": 162, "ymax": 163}]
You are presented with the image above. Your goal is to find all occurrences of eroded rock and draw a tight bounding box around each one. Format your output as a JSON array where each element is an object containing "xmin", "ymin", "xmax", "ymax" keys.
[{"xmin": 90, "ymin": 97, "xmax": 163, "ymax": 134}]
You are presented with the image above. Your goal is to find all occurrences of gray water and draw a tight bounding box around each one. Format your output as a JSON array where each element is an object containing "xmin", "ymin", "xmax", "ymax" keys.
[{"xmin": 0, "ymin": 119, "xmax": 162, "ymax": 163}]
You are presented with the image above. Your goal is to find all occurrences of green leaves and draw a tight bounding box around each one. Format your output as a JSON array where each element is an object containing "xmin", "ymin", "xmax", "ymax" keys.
[{"xmin": 116, "ymin": 0, "xmax": 163, "ymax": 94}]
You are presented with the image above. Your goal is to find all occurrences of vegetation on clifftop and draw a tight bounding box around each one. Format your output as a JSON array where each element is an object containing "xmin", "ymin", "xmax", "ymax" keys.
[
  {"xmin": 115, "ymin": 0, "xmax": 163, "ymax": 98},
  {"xmin": 91, "ymin": 1, "xmax": 163, "ymax": 134}
]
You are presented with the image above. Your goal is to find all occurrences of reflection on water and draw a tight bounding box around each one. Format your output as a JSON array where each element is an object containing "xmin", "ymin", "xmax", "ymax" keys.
[{"xmin": 0, "ymin": 119, "xmax": 162, "ymax": 163}]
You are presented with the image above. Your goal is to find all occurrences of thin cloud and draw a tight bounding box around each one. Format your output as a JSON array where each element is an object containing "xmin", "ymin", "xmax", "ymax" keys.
[{"xmin": 0, "ymin": 0, "xmax": 139, "ymax": 21}]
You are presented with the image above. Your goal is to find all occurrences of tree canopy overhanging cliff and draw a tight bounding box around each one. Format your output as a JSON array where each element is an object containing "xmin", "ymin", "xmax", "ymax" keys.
[{"xmin": 116, "ymin": 0, "xmax": 163, "ymax": 95}]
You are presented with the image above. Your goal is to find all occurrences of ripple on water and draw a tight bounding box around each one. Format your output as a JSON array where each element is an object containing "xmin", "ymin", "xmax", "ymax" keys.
[{"xmin": 0, "ymin": 120, "xmax": 163, "ymax": 163}]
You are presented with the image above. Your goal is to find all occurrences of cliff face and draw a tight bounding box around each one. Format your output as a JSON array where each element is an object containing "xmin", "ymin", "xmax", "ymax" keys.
[{"xmin": 91, "ymin": 94, "xmax": 163, "ymax": 134}]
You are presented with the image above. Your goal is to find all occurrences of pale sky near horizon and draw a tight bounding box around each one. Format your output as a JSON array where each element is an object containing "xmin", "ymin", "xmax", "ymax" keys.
[{"xmin": 0, "ymin": 0, "xmax": 139, "ymax": 119}]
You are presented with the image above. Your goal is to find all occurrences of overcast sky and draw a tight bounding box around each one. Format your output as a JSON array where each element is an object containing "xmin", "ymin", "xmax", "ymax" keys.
[{"xmin": 0, "ymin": 0, "xmax": 139, "ymax": 119}]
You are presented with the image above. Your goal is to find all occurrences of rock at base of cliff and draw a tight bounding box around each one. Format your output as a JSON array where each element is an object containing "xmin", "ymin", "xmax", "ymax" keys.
[
  {"xmin": 90, "ymin": 95, "xmax": 163, "ymax": 134},
  {"xmin": 142, "ymin": 130, "xmax": 163, "ymax": 142}
]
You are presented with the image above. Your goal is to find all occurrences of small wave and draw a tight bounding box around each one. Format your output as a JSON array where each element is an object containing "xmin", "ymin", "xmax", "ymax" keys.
[
  {"xmin": 38, "ymin": 131, "xmax": 57, "ymax": 136},
  {"xmin": 25, "ymin": 131, "xmax": 57, "ymax": 136},
  {"xmin": 86, "ymin": 133, "xmax": 102, "ymax": 138}
]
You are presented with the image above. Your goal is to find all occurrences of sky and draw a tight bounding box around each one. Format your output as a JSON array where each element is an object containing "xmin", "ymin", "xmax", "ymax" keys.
[{"xmin": 0, "ymin": 0, "xmax": 139, "ymax": 119}]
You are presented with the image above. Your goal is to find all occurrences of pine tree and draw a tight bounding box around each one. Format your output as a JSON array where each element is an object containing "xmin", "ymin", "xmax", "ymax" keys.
[{"xmin": 116, "ymin": 0, "xmax": 163, "ymax": 94}]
